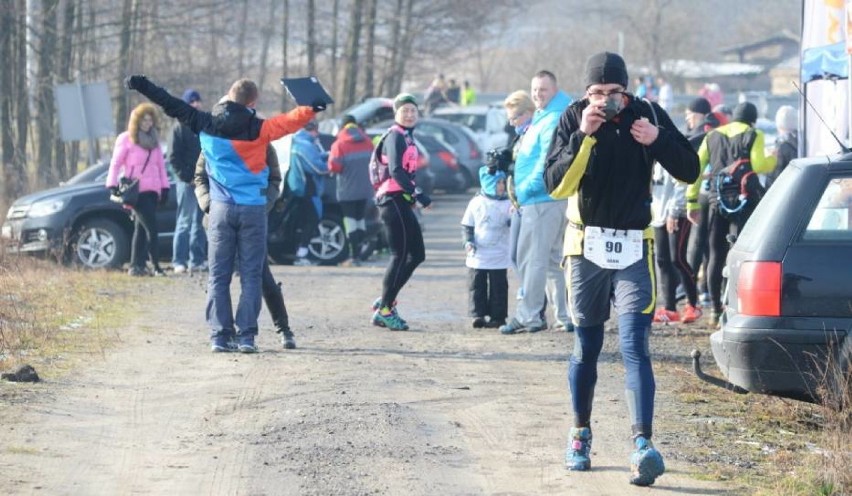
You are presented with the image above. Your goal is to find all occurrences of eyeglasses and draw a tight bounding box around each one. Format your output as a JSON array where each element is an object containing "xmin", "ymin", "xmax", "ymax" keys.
[{"xmin": 587, "ymin": 89, "xmax": 625, "ymax": 98}]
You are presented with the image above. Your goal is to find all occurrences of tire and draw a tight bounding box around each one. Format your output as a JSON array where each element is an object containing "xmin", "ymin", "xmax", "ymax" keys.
[
  {"xmin": 69, "ymin": 218, "xmax": 130, "ymax": 269},
  {"xmin": 308, "ymin": 215, "xmax": 348, "ymax": 265},
  {"xmin": 825, "ymin": 337, "xmax": 851, "ymax": 411},
  {"xmin": 454, "ymin": 167, "xmax": 473, "ymax": 193}
]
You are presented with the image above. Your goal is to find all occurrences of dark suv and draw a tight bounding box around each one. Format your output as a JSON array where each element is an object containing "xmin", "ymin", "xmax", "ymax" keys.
[
  {"xmin": 1, "ymin": 162, "xmax": 177, "ymax": 269},
  {"xmin": 707, "ymin": 154, "xmax": 852, "ymax": 404}
]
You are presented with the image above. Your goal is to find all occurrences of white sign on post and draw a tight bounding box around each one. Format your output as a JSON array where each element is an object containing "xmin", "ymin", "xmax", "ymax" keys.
[{"xmin": 55, "ymin": 81, "xmax": 114, "ymax": 142}]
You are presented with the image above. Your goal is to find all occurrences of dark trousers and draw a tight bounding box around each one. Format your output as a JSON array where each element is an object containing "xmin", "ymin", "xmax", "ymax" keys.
[
  {"xmin": 130, "ymin": 191, "xmax": 160, "ymax": 270},
  {"xmin": 654, "ymin": 218, "xmax": 698, "ymax": 310},
  {"xmin": 379, "ymin": 195, "xmax": 425, "ymax": 307},
  {"xmin": 467, "ymin": 267, "xmax": 508, "ymax": 322},
  {"xmin": 261, "ymin": 260, "xmax": 290, "ymax": 333},
  {"xmin": 686, "ymin": 194, "xmax": 710, "ymax": 294},
  {"xmin": 707, "ymin": 205, "xmax": 750, "ymax": 314},
  {"xmin": 292, "ymin": 196, "xmax": 319, "ymax": 250},
  {"xmin": 340, "ymin": 199, "xmax": 368, "ymax": 260}
]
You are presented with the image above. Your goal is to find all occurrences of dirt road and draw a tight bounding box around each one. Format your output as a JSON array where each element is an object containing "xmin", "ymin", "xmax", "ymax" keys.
[{"xmin": 0, "ymin": 193, "xmax": 732, "ymax": 495}]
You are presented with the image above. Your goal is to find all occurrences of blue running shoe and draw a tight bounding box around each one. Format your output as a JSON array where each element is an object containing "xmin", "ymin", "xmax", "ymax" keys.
[
  {"xmin": 211, "ymin": 334, "xmax": 236, "ymax": 353},
  {"xmin": 236, "ymin": 335, "xmax": 258, "ymax": 354},
  {"xmin": 629, "ymin": 436, "xmax": 665, "ymax": 486},
  {"xmin": 371, "ymin": 308, "xmax": 409, "ymax": 330},
  {"xmin": 565, "ymin": 427, "xmax": 592, "ymax": 471}
]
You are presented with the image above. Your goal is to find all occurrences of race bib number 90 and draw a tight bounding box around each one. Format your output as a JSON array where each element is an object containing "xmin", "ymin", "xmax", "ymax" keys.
[{"xmin": 583, "ymin": 227, "xmax": 643, "ymax": 270}]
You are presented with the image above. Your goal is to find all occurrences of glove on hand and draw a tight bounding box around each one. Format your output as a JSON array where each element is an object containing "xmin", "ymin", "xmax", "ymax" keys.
[
  {"xmin": 125, "ymin": 75, "xmax": 150, "ymax": 92},
  {"xmin": 159, "ymin": 189, "xmax": 169, "ymax": 206},
  {"xmin": 311, "ymin": 99, "xmax": 327, "ymax": 113},
  {"xmin": 108, "ymin": 186, "xmax": 120, "ymax": 196},
  {"xmin": 415, "ymin": 192, "xmax": 432, "ymax": 208}
]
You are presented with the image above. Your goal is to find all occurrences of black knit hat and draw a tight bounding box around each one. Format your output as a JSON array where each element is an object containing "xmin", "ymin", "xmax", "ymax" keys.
[
  {"xmin": 732, "ymin": 102, "xmax": 758, "ymax": 125},
  {"xmin": 688, "ymin": 97, "xmax": 712, "ymax": 115},
  {"xmin": 584, "ymin": 52, "xmax": 629, "ymax": 89}
]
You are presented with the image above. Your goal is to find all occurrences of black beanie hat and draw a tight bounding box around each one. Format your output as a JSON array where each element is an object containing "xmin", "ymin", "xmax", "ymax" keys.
[
  {"xmin": 732, "ymin": 102, "xmax": 758, "ymax": 125},
  {"xmin": 584, "ymin": 52, "xmax": 629, "ymax": 89},
  {"xmin": 688, "ymin": 97, "xmax": 712, "ymax": 115}
]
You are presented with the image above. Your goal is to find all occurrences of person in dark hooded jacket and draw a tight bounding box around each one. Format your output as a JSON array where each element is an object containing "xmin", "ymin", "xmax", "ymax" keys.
[{"xmin": 126, "ymin": 75, "xmax": 321, "ymax": 353}]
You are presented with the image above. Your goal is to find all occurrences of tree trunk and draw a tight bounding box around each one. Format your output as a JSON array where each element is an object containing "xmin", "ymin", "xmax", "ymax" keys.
[
  {"xmin": 330, "ymin": 0, "xmax": 339, "ymax": 100},
  {"xmin": 53, "ymin": 0, "xmax": 76, "ymax": 180},
  {"xmin": 385, "ymin": 0, "xmax": 404, "ymax": 95},
  {"xmin": 12, "ymin": 0, "xmax": 30, "ymax": 197},
  {"xmin": 391, "ymin": 0, "xmax": 415, "ymax": 96},
  {"xmin": 0, "ymin": 1, "xmax": 15, "ymax": 203},
  {"xmin": 115, "ymin": 0, "xmax": 134, "ymax": 133},
  {"xmin": 306, "ymin": 0, "xmax": 316, "ymax": 75},
  {"xmin": 37, "ymin": 0, "xmax": 59, "ymax": 188},
  {"xmin": 236, "ymin": 0, "xmax": 249, "ymax": 76},
  {"xmin": 280, "ymin": 0, "xmax": 290, "ymax": 112},
  {"xmin": 364, "ymin": 0, "xmax": 377, "ymax": 98},
  {"xmin": 341, "ymin": 0, "xmax": 364, "ymax": 108},
  {"xmin": 257, "ymin": 0, "xmax": 279, "ymax": 95}
]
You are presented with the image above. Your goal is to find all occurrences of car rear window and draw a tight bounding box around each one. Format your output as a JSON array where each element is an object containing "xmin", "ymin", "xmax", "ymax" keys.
[
  {"xmin": 803, "ymin": 176, "xmax": 852, "ymax": 241},
  {"xmin": 735, "ymin": 165, "xmax": 803, "ymax": 252}
]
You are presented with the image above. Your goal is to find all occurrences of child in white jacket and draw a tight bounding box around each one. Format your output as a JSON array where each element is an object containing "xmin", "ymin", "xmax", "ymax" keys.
[{"xmin": 461, "ymin": 168, "xmax": 512, "ymax": 328}]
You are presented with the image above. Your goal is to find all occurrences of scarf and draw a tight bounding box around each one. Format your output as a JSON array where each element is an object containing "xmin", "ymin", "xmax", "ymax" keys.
[{"xmin": 136, "ymin": 128, "xmax": 159, "ymax": 151}]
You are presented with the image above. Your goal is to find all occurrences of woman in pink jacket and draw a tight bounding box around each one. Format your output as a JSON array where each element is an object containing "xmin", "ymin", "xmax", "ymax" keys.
[{"xmin": 106, "ymin": 103, "xmax": 170, "ymax": 276}]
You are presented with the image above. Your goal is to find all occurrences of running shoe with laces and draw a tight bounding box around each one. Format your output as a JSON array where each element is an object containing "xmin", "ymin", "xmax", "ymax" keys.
[
  {"xmin": 211, "ymin": 335, "xmax": 236, "ymax": 353},
  {"xmin": 280, "ymin": 329, "xmax": 297, "ymax": 349},
  {"xmin": 629, "ymin": 436, "xmax": 665, "ymax": 486},
  {"xmin": 565, "ymin": 427, "xmax": 593, "ymax": 471},
  {"xmin": 680, "ymin": 304, "xmax": 703, "ymax": 324},
  {"xmin": 236, "ymin": 334, "xmax": 258, "ymax": 353},
  {"xmin": 652, "ymin": 307, "xmax": 679, "ymax": 324},
  {"xmin": 499, "ymin": 318, "xmax": 527, "ymax": 335},
  {"xmin": 371, "ymin": 307, "xmax": 409, "ymax": 331}
]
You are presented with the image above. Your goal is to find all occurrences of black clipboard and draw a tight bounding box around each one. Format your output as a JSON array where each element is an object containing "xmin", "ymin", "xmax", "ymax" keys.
[{"xmin": 280, "ymin": 77, "xmax": 334, "ymax": 106}]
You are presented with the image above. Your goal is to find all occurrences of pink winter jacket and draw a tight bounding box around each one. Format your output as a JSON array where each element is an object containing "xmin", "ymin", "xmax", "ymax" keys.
[{"xmin": 105, "ymin": 132, "xmax": 170, "ymax": 196}]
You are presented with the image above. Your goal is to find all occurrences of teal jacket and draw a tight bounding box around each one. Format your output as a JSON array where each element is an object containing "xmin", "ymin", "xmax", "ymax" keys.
[{"xmin": 513, "ymin": 90, "xmax": 572, "ymax": 206}]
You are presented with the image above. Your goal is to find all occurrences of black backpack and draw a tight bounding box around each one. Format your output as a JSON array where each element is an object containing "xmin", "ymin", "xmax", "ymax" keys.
[{"xmin": 715, "ymin": 130, "xmax": 765, "ymax": 220}]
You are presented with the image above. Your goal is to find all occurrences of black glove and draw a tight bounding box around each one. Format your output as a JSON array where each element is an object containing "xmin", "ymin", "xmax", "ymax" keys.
[
  {"xmin": 125, "ymin": 75, "xmax": 150, "ymax": 92},
  {"xmin": 108, "ymin": 186, "xmax": 120, "ymax": 196},
  {"xmin": 311, "ymin": 99, "xmax": 327, "ymax": 113},
  {"xmin": 159, "ymin": 188, "xmax": 169, "ymax": 206},
  {"xmin": 415, "ymin": 192, "xmax": 432, "ymax": 208}
]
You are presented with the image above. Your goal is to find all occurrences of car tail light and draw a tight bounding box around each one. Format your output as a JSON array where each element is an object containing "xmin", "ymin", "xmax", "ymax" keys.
[
  {"xmin": 467, "ymin": 137, "xmax": 481, "ymax": 160},
  {"xmin": 417, "ymin": 155, "xmax": 429, "ymax": 170},
  {"xmin": 437, "ymin": 151, "xmax": 459, "ymax": 170},
  {"xmin": 737, "ymin": 261, "xmax": 781, "ymax": 316}
]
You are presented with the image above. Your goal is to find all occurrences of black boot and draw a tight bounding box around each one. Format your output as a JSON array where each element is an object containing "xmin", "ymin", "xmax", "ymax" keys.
[{"xmin": 265, "ymin": 281, "xmax": 296, "ymax": 349}]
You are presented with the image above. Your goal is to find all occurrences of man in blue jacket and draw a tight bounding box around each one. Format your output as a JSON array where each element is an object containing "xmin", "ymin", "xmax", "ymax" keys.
[{"xmin": 500, "ymin": 70, "xmax": 573, "ymax": 335}]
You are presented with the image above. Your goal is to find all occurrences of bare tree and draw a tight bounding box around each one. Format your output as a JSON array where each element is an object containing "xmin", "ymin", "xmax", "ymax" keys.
[
  {"xmin": 363, "ymin": 0, "xmax": 378, "ymax": 98},
  {"xmin": 236, "ymin": 0, "xmax": 249, "ymax": 76},
  {"xmin": 257, "ymin": 0, "xmax": 280, "ymax": 94},
  {"xmin": 12, "ymin": 0, "xmax": 30, "ymax": 198},
  {"xmin": 341, "ymin": 0, "xmax": 365, "ymax": 108},
  {"xmin": 307, "ymin": 0, "xmax": 316, "ymax": 75},
  {"xmin": 36, "ymin": 0, "xmax": 59, "ymax": 188},
  {"xmin": 0, "ymin": 0, "xmax": 15, "ymax": 203},
  {"xmin": 280, "ymin": 0, "xmax": 291, "ymax": 111}
]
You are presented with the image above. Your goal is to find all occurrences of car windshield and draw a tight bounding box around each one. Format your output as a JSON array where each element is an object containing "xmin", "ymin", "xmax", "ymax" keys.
[{"xmin": 432, "ymin": 113, "xmax": 486, "ymax": 132}]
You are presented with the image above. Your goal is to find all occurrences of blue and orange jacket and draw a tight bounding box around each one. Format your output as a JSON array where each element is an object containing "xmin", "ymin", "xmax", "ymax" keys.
[{"xmin": 137, "ymin": 81, "xmax": 315, "ymax": 206}]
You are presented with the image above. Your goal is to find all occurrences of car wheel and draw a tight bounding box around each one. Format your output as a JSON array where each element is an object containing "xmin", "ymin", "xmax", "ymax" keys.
[
  {"xmin": 308, "ymin": 216, "xmax": 348, "ymax": 265},
  {"xmin": 69, "ymin": 218, "xmax": 130, "ymax": 269}
]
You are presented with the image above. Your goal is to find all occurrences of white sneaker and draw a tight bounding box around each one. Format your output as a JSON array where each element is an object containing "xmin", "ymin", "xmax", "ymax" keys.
[
  {"xmin": 293, "ymin": 257, "xmax": 314, "ymax": 266},
  {"xmin": 173, "ymin": 264, "xmax": 187, "ymax": 274}
]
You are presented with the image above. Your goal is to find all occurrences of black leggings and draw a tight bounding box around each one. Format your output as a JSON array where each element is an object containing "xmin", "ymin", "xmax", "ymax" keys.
[
  {"xmin": 130, "ymin": 191, "xmax": 161, "ymax": 271},
  {"xmin": 378, "ymin": 195, "xmax": 425, "ymax": 308},
  {"xmin": 707, "ymin": 205, "xmax": 749, "ymax": 314},
  {"xmin": 654, "ymin": 218, "xmax": 697, "ymax": 310}
]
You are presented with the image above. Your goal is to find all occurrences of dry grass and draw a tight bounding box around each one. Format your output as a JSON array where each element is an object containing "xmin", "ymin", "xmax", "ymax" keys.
[
  {"xmin": 0, "ymin": 251, "xmax": 142, "ymax": 380},
  {"xmin": 659, "ymin": 340, "xmax": 851, "ymax": 496}
]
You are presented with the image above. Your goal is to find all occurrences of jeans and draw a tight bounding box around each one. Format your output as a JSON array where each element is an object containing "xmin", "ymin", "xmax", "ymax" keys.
[
  {"xmin": 172, "ymin": 181, "xmax": 207, "ymax": 268},
  {"xmin": 205, "ymin": 201, "xmax": 267, "ymax": 339}
]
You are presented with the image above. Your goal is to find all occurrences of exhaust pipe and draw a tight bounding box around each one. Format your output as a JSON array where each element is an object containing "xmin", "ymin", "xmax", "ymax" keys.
[{"xmin": 690, "ymin": 349, "xmax": 748, "ymax": 394}]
